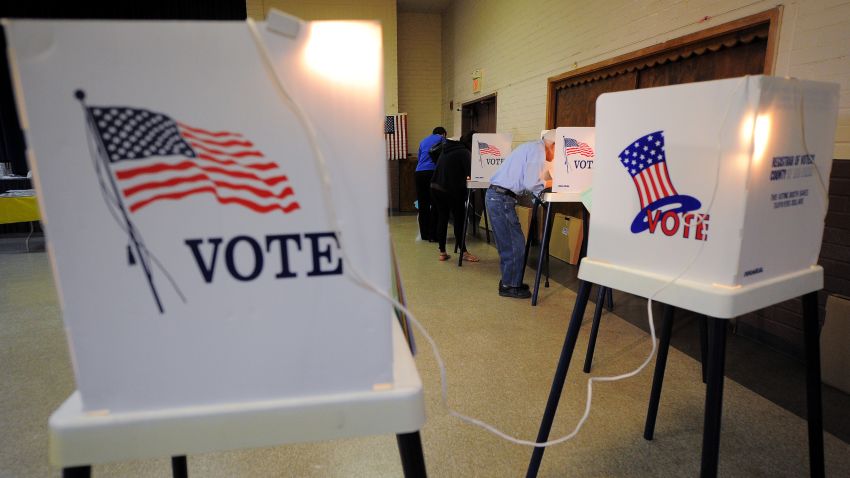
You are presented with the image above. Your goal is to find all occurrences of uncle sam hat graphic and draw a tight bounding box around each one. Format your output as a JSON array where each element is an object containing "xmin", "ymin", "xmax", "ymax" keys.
[{"xmin": 619, "ymin": 131, "xmax": 701, "ymax": 233}]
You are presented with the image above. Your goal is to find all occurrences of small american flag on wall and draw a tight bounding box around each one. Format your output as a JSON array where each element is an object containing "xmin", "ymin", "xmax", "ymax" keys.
[{"xmin": 385, "ymin": 113, "xmax": 408, "ymax": 160}]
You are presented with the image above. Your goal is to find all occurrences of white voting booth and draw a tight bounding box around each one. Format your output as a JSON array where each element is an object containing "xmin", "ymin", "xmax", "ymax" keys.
[
  {"xmin": 552, "ymin": 127, "xmax": 594, "ymax": 195},
  {"xmin": 6, "ymin": 11, "xmax": 425, "ymax": 472},
  {"xmin": 529, "ymin": 76, "xmax": 840, "ymax": 478},
  {"xmin": 470, "ymin": 132, "xmax": 512, "ymax": 183},
  {"xmin": 580, "ymin": 75, "xmax": 839, "ymax": 317}
]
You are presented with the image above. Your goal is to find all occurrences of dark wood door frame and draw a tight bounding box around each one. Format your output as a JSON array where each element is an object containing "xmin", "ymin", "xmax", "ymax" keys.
[
  {"xmin": 545, "ymin": 7, "xmax": 782, "ymax": 128},
  {"xmin": 460, "ymin": 93, "xmax": 497, "ymax": 134}
]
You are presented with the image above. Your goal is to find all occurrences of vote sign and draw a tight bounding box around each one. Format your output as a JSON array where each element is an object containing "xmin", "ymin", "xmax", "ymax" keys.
[
  {"xmin": 471, "ymin": 133, "xmax": 512, "ymax": 182},
  {"xmin": 7, "ymin": 17, "xmax": 393, "ymax": 413},
  {"xmin": 587, "ymin": 76, "xmax": 839, "ymax": 288},
  {"xmin": 552, "ymin": 127, "xmax": 594, "ymax": 193}
]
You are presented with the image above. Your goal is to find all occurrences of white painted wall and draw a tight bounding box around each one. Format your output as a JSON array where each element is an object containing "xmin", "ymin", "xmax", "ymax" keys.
[
  {"xmin": 442, "ymin": 0, "xmax": 850, "ymax": 159},
  {"xmin": 398, "ymin": 12, "xmax": 443, "ymax": 156}
]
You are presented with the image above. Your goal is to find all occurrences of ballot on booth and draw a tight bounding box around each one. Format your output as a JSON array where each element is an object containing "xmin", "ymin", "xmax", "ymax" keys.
[
  {"xmin": 580, "ymin": 75, "xmax": 839, "ymax": 317},
  {"xmin": 6, "ymin": 15, "xmax": 395, "ymax": 414},
  {"xmin": 471, "ymin": 133, "xmax": 512, "ymax": 182},
  {"xmin": 552, "ymin": 127, "xmax": 595, "ymax": 194}
]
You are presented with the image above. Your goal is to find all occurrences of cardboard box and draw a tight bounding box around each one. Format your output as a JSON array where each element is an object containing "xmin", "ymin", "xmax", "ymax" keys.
[
  {"xmin": 516, "ymin": 205, "xmax": 531, "ymax": 240},
  {"xmin": 549, "ymin": 213, "xmax": 583, "ymax": 265},
  {"xmin": 822, "ymin": 295, "xmax": 850, "ymax": 394}
]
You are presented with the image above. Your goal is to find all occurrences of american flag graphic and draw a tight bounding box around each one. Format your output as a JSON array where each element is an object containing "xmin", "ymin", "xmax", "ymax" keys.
[
  {"xmin": 86, "ymin": 106, "xmax": 300, "ymax": 214},
  {"xmin": 478, "ymin": 141, "xmax": 502, "ymax": 156},
  {"xmin": 385, "ymin": 113, "xmax": 408, "ymax": 160},
  {"xmin": 619, "ymin": 131, "xmax": 678, "ymax": 209},
  {"xmin": 564, "ymin": 137, "xmax": 594, "ymax": 157}
]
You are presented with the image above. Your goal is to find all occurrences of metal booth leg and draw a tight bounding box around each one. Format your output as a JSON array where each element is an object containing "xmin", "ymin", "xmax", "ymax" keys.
[
  {"xmin": 172, "ymin": 456, "xmax": 188, "ymax": 478},
  {"xmin": 521, "ymin": 199, "xmax": 541, "ymax": 285},
  {"xmin": 531, "ymin": 201, "xmax": 554, "ymax": 306},
  {"xmin": 643, "ymin": 304, "xmax": 676, "ymax": 440},
  {"xmin": 700, "ymin": 317, "xmax": 727, "ymax": 478},
  {"xmin": 698, "ymin": 316, "xmax": 708, "ymax": 384},
  {"xmin": 526, "ymin": 281, "xmax": 593, "ymax": 478},
  {"xmin": 396, "ymin": 431, "xmax": 428, "ymax": 478},
  {"xmin": 582, "ymin": 286, "xmax": 609, "ymax": 373},
  {"xmin": 63, "ymin": 466, "xmax": 91, "ymax": 478},
  {"xmin": 802, "ymin": 291, "xmax": 825, "ymax": 478},
  {"xmin": 457, "ymin": 189, "xmax": 472, "ymax": 266},
  {"xmin": 482, "ymin": 190, "xmax": 491, "ymax": 244}
]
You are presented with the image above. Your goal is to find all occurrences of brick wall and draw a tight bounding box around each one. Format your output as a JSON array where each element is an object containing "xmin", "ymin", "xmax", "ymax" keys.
[
  {"xmin": 398, "ymin": 12, "xmax": 442, "ymax": 157},
  {"xmin": 441, "ymin": 0, "xmax": 850, "ymax": 157}
]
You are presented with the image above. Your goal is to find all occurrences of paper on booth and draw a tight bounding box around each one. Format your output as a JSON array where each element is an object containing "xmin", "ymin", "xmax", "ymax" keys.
[
  {"xmin": 6, "ymin": 17, "xmax": 393, "ymax": 413},
  {"xmin": 552, "ymin": 127, "xmax": 594, "ymax": 194},
  {"xmin": 586, "ymin": 75, "xmax": 839, "ymax": 289},
  {"xmin": 470, "ymin": 133, "xmax": 512, "ymax": 182}
]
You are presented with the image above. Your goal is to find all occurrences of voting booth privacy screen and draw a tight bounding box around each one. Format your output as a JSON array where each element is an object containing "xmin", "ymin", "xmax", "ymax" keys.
[
  {"xmin": 553, "ymin": 127, "xmax": 594, "ymax": 193},
  {"xmin": 6, "ymin": 18, "xmax": 394, "ymax": 413},
  {"xmin": 588, "ymin": 75, "xmax": 839, "ymax": 288},
  {"xmin": 471, "ymin": 133, "xmax": 512, "ymax": 182}
]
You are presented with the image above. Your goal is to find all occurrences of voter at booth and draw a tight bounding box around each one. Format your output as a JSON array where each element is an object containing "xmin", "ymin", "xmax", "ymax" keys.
[
  {"xmin": 486, "ymin": 130, "xmax": 555, "ymax": 298},
  {"xmin": 430, "ymin": 130, "xmax": 479, "ymax": 262},
  {"xmin": 414, "ymin": 126, "xmax": 447, "ymax": 242}
]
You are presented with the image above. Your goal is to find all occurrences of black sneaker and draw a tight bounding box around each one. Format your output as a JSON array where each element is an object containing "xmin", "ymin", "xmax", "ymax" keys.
[
  {"xmin": 499, "ymin": 286, "xmax": 532, "ymax": 299},
  {"xmin": 499, "ymin": 280, "xmax": 530, "ymax": 291}
]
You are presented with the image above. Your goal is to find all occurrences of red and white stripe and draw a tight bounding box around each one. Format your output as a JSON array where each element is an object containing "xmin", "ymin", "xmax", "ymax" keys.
[
  {"xmin": 632, "ymin": 162, "xmax": 678, "ymax": 208},
  {"xmin": 112, "ymin": 123, "xmax": 300, "ymax": 214},
  {"xmin": 385, "ymin": 114, "xmax": 408, "ymax": 160}
]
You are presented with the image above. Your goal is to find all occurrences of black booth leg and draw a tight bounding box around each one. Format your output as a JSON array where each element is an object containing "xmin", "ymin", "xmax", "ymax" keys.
[
  {"xmin": 531, "ymin": 202, "xmax": 553, "ymax": 306},
  {"xmin": 457, "ymin": 190, "xmax": 472, "ymax": 266},
  {"xmin": 802, "ymin": 291, "xmax": 825, "ymax": 478},
  {"xmin": 63, "ymin": 466, "xmax": 91, "ymax": 478},
  {"xmin": 483, "ymin": 193, "xmax": 491, "ymax": 244},
  {"xmin": 643, "ymin": 304, "xmax": 675, "ymax": 440},
  {"xmin": 605, "ymin": 287, "xmax": 614, "ymax": 311},
  {"xmin": 396, "ymin": 431, "xmax": 428, "ymax": 478},
  {"xmin": 521, "ymin": 201, "xmax": 540, "ymax": 286},
  {"xmin": 698, "ymin": 316, "xmax": 708, "ymax": 384},
  {"xmin": 526, "ymin": 281, "xmax": 593, "ymax": 478},
  {"xmin": 582, "ymin": 286, "xmax": 608, "ymax": 373},
  {"xmin": 700, "ymin": 317, "xmax": 727, "ymax": 478},
  {"xmin": 172, "ymin": 456, "xmax": 188, "ymax": 478}
]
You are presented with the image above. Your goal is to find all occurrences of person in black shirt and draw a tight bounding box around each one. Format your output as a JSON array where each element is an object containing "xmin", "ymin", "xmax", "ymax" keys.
[{"xmin": 430, "ymin": 130, "xmax": 479, "ymax": 262}]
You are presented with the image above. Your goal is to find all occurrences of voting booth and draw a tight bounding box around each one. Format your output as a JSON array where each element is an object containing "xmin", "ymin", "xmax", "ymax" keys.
[
  {"xmin": 552, "ymin": 127, "xmax": 594, "ymax": 194},
  {"xmin": 6, "ymin": 11, "xmax": 425, "ymax": 473},
  {"xmin": 529, "ymin": 76, "xmax": 840, "ymax": 478},
  {"xmin": 470, "ymin": 133, "xmax": 512, "ymax": 182},
  {"xmin": 580, "ymin": 75, "xmax": 840, "ymax": 317}
]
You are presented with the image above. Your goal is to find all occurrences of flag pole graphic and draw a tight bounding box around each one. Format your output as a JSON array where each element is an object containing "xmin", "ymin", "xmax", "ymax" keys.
[{"xmin": 75, "ymin": 90, "xmax": 164, "ymax": 313}]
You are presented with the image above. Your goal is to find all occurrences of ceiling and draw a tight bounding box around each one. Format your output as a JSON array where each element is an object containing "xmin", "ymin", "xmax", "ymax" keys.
[{"xmin": 396, "ymin": 0, "xmax": 452, "ymax": 13}]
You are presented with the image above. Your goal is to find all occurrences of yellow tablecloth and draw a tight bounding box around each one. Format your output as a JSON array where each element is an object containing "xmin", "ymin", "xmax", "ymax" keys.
[{"xmin": 0, "ymin": 196, "xmax": 40, "ymax": 224}]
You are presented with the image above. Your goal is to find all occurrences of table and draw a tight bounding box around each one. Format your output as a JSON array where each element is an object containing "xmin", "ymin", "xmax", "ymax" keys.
[
  {"xmin": 0, "ymin": 195, "xmax": 41, "ymax": 251},
  {"xmin": 52, "ymin": 319, "xmax": 427, "ymax": 477}
]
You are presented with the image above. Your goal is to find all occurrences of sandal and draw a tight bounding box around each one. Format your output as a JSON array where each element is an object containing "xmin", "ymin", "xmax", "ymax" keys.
[
  {"xmin": 462, "ymin": 252, "xmax": 480, "ymax": 262},
  {"xmin": 439, "ymin": 252, "xmax": 450, "ymax": 261}
]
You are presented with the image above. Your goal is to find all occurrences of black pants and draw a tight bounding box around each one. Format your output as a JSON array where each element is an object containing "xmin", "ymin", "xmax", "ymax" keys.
[
  {"xmin": 432, "ymin": 187, "xmax": 467, "ymax": 254},
  {"xmin": 414, "ymin": 170, "xmax": 436, "ymax": 241}
]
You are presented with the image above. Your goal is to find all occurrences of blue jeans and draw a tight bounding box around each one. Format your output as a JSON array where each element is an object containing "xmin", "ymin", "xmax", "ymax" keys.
[{"xmin": 485, "ymin": 188, "xmax": 525, "ymax": 287}]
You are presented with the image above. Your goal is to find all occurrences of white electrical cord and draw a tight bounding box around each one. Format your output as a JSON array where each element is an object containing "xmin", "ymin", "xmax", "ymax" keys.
[{"xmin": 245, "ymin": 23, "xmax": 830, "ymax": 449}]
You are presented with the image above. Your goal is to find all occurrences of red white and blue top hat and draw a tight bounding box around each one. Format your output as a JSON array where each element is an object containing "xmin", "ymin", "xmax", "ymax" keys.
[{"xmin": 619, "ymin": 131, "xmax": 701, "ymax": 233}]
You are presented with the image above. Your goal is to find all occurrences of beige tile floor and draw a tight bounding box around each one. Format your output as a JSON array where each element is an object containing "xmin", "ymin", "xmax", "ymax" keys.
[{"xmin": 1, "ymin": 216, "xmax": 848, "ymax": 477}]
